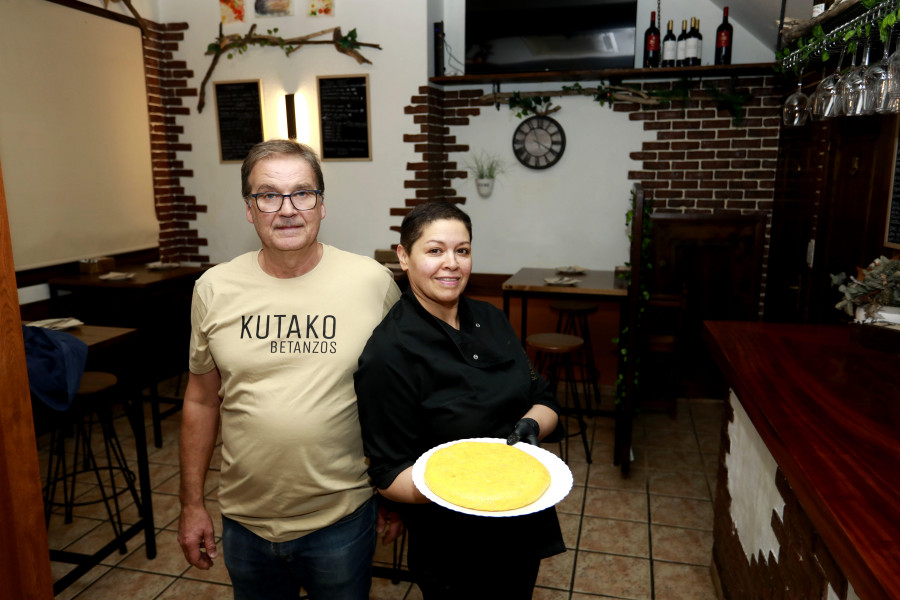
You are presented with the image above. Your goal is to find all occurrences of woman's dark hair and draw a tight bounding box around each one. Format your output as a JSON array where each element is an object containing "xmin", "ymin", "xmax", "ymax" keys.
[{"xmin": 399, "ymin": 201, "xmax": 473, "ymax": 250}]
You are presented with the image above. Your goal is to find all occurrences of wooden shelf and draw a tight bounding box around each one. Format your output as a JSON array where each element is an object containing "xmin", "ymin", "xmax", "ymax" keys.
[{"xmin": 429, "ymin": 63, "xmax": 776, "ymax": 87}]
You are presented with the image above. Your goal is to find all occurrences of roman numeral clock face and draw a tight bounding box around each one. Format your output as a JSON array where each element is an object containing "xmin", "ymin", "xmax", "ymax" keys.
[{"xmin": 512, "ymin": 116, "xmax": 566, "ymax": 169}]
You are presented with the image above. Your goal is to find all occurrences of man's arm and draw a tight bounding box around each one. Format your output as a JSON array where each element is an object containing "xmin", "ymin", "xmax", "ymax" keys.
[{"xmin": 177, "ymin": 368, "xmax": 222, "ymax": 569}]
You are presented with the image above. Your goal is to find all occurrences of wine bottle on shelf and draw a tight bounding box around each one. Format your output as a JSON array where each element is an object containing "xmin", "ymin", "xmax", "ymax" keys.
[
  {"xmin": 686, "ymin": 17, "xmax": 703, "ymax": 66},
  {"xmin": 715, "ymin": 7, "xmax": 733, "ymax": 65},
  {"xmin": 676, "ymin": 19, "xmax": 688, "ymax": 67},
  {"xmin": 662, "ymin": 20, "xmax": 676, "ymax": 67},
  {"xmin": 643, "ymin": 11, "xmax": 661, "ymax": 68},
  {"xmin": 812, "ymin": 0, "xmax": 836, "ymax": 18}
]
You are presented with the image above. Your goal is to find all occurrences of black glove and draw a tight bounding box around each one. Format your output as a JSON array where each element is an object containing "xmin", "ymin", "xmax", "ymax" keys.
[{"xmin": 506, "ymin": 417, "xmax": 540, "ymax": 446}]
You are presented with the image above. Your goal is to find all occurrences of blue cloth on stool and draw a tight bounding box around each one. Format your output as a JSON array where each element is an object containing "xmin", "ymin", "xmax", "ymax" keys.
[{"xmin": 22, "ymin": 325, "xmax": 88, "ymax": 411}]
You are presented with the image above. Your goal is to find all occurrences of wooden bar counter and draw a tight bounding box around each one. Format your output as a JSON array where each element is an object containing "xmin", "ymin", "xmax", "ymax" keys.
[{"xmin": 704, "ymin": 321, "xmax": 900, "ymax": 600}]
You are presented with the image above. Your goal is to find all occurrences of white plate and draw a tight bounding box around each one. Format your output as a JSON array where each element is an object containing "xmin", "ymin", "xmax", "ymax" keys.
[
  {"xmin": 146, "ymin": 261, "xmax": 181, "ymax": 270},
  {"xmin": 411, "ymin": 437, "xmax": 573, "ymax": 518},
  {"xmin": 556, "ymin": 266, "xmax": 587, "ymax": 275},
  {"xmin": 27, "ymin": 317, "xmax": 84, "ymax": 331},
  {"xmin": 544, "ymin": 276, "xmax": 580, "ymax": 286},
  {"xmin": 98, "ymin": 271, "xmax": 135, "ymax": 281}
]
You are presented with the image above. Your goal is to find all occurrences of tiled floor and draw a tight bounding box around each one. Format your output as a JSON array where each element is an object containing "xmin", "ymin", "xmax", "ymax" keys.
[{"xmin": 40, "ymin": 377, "xmax": 724, "ymax": 600}]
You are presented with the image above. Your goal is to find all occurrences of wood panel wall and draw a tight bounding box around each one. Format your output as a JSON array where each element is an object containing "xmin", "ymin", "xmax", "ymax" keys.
[{"xmin": 0, "ymin": 160, "xmax": 54, "ymax": 598}]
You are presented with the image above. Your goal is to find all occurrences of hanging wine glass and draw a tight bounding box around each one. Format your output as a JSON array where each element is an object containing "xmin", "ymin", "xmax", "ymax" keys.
[
  {"xmin": 866, "ymin": 25, "xmax": 894, "ymax": 114},
  {"xmin": 811, "ymin": 45, "xmax": 847, "ymax": 120},
  {"xmin": 889, "ymin": 20, "xmax": 900, "ymax": 81},
  {"xmin": 841, "ymin": 40, "xmax": 871, "ymax": 116},
  {"xmin": 884, "ymin": 27, "xmax": 900, "ymax": 113},
  {"xmin": 782, "ymin": 60, "xmax": 810, "ymax": 127}
]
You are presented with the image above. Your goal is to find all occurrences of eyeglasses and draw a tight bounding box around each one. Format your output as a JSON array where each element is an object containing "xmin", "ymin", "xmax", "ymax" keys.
[{"xmin": 247, "ymin": 190, "xmax": 322, "ymax": 213}]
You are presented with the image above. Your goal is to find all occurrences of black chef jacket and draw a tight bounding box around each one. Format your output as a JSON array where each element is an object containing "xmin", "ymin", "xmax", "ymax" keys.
[{"xmin": 355, "ymin": 287, "xmax": 566, "ymax": 560}]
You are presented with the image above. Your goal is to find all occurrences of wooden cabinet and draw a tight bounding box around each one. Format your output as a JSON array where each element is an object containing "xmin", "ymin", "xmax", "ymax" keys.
[{"xmin": 765, "ymin": 114, "xmax": 898, "ymax": 323}]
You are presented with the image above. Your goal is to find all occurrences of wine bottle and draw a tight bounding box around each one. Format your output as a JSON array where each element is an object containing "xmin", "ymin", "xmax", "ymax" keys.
[
  {"xmin": 694, "ymin": 18, "xmax": 704, "ymax": 66},
  {"xmin": 812, "ymin": 0, "xmax": 836, "ymax": 18},
  {"xmin": 714, "ymin": 7, "xmax": 733, "ymax": 65},
  {"xmin": 643, "ymin": 11, "xmax": 661, "ymax": 68},
  {"xmin": 662, "ymin": 20, "xmax": 676, "ymax": 67},
  {"xmin": 676, "ymin": 19, "xmax": 688, "ymax": 67},
  {"xmin": 686, "ymin": 17, "xmax": 703, "ymax": 66}
]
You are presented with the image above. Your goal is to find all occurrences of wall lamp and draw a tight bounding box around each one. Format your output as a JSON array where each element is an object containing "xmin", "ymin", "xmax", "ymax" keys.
[{"xmin": 285, "ymin": 93, "xmax": 297, "ymax": 140}]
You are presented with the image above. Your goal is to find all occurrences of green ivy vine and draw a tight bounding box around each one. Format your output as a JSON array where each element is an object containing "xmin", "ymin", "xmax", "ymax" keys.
[
  {"xmin": 777, "ymin": 0, "xmax": 900, "ymax": 75},
  {"xmin": 508, "ymin": 79, "xmax": 750, "ymax": 125},
  {"xmin": 613, "ymin": 188, "xmax": 654, "ymax": 406}
]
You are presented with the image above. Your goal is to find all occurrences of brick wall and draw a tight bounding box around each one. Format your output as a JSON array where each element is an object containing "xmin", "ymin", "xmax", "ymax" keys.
[
  {"xmin": 401, "ymin": 77, "xmax": 781, "ymax": 298},
  {"xmin": 622, "ymin": 76, "xmax": 781, "ymax": 216},
  {"xmin": 141, "ymin": 20, "xmax": 207, "ymax": 263},
  {"xmin": 397, "ymin": 87, "xmax": 483, "ymax": 233},
  {"xmin": 713, "ymin": 400, "xmax": 852, "ymax": 600}
]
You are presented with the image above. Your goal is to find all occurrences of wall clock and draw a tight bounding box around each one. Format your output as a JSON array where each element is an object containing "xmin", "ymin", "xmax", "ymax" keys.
[{"xmin": 512, "ymin": 116, "xmax": 566, "ymax": 169}]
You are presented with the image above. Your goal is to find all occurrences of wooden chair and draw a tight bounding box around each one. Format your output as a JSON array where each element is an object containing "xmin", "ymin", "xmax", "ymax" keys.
[
  {"xmin": 42, "ymin": 372, "xmax": 142, "ymax": 555},
  {"xmin": 526, "ymin": 332, "xmax": 592, "ymax": 464},
  {"xmin": 550, "ymin": 300, "xmax": 602, "ymax": 412}
]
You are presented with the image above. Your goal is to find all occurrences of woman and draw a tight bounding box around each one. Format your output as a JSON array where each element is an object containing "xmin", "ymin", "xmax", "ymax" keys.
[{"xmin": 354, "ymin": 201, "xmax": 565, "ymax": 599}]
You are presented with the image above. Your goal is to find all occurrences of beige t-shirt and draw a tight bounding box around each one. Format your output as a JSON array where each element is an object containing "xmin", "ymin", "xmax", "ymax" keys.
[{"xmin": 189, "ymin": 245, "xmax": 401, "ymax": 542}]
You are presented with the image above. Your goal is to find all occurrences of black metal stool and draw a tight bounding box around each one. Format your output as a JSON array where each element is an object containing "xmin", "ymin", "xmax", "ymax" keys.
[
  {"xmin": 526, "ymin": 333, "xmax": 592, "ymax": 464},
  {"xmin": 43, "ymin": 372, "xmax": 142, "ymax": 554},
  {"xmin": 550, "ymin": 300, "xmax": 602, "ymax": 410}
]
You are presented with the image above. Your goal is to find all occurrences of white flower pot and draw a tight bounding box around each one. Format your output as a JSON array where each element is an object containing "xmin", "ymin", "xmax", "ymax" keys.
[
  {"xmin": 475, "ymin": 178, "xmax": 494, "ymax": 198},
  {"xmin": 876, "ymin": 306, "xmax": 900, "ymax": 324}
]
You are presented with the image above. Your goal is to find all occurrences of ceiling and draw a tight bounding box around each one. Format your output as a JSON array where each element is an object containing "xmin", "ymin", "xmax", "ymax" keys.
[{"xmin": 709, "ymin": 0, "xmax": 811, "ymax": 51}]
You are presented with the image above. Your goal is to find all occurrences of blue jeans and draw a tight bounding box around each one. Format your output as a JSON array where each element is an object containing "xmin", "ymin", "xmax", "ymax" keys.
[{"xmin": 222, "ymin": 497, "xmax": 377, "ymax": 600}]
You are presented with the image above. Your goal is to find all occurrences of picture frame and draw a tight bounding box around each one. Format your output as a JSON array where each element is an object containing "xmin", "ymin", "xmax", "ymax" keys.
[{"xmin": 887, "ymin": 128, "xmax": 900, "ymax": 250}]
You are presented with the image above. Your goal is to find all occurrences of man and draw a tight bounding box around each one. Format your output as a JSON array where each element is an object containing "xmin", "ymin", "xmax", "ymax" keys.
[{"xmin": 177, "ymin": 139, "xmax": 402, "ymax": 599}]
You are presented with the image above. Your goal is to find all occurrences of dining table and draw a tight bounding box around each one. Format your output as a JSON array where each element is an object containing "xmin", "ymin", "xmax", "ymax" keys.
[
  {"xmin": 501, "ymin": 267, "xmax": 627, "ymax": 342},
  {"xmin": 48, "ymin": 264, "xmax": 206, "ymax": 447},
  {"xmin": 38, "ymin": 323, "xmax": 156, "ymax": 594}
]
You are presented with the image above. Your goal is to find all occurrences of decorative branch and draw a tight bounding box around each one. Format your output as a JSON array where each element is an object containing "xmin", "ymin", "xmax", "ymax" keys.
[
  {"xmin": 780, "ymin": 0, "xmax": 862, "ymax": 48},
  {"xmin": 482, "ymin": 85, "xmax": 660, "ymax": 111},
  {"xmin": 197, "ymin": 24, "xmax": 381, "ymax": 112},
  {"xmin": 777, "ymin": 0, "xmax": 900, "ymax": 73},
  {"xmin": 102, "ymin": 0, "xmax": 149, "ymax": 39},
  {"xmin": 494, "ymin": 79, "xmax": 748, "ymax": 125}
]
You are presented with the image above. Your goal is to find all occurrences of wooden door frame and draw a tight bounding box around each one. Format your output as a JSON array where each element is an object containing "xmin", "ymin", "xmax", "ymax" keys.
[{"xmin": 0, "ymin": 159, "xmax": 54, "ymax": 598}]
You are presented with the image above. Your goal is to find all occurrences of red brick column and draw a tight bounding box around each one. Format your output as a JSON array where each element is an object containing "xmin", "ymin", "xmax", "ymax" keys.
[
  {"xmin": 397, "ymin": 86, "xmax": 483, "ymax": 232},
  {"xmin": 142, "ymin": 20, "xmax": 207, "ymax": 263},
  {"xmin": 713, "ymin": 400, "xmax": 852, "ymax": 600}
]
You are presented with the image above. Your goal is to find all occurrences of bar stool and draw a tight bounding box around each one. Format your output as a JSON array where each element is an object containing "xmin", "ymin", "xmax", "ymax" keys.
[
  {"xmin": 550, "ymin": 300, "xmax": 601, "ymax": 410},
  {"xmin": 525, "ymin": 333, "xmax": 592, "ymax": 464},
  {"xmin": 43, "ymin": 372, "xmax": 142, "ymax": 553}
]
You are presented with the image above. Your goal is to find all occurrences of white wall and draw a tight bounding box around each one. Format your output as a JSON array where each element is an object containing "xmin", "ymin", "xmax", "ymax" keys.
[
  {"xmin": 439, "ymin": 87, "xmax": 643, "ymax": 273},
  {"xmin": 157, "ymin": 0, "xmax": 425, "ymax": 265},
  {"xmin": 156, "ymin": 0, "xmax": 774, "ymax": 274}
]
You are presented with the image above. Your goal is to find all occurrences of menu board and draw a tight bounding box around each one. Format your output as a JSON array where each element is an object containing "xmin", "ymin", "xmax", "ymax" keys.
[
  {"xmin": 317, "ymin": 75, "xmax": 371, "ymax": 161},
  {"xmin": 888, "ymin": 135, "xmax": 900, "ymax": 250},
  {"xmin": 887, "ymin": 194, "xmax": 900, "ymax": 249},
  {"xmin": 214, "ymin": 80, "xmax": 264, "ymax": 163}
]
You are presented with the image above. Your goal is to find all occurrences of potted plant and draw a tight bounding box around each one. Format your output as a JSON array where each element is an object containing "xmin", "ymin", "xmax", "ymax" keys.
[
  {"xmin": 832, "ymin": 255, "xmax": 900, "ymax": 352},
  {"xmin": 464, "ymin": 150, "xmax": 506, "ymax": 198}
]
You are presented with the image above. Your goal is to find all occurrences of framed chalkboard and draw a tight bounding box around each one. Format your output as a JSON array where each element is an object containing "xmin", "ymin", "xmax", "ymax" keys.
[
  {"xmin": 317, "ymin": 74, "xmax": 372, "ymax": 161},
  {"xmin": 887, "ymin": 132, "xmax": 900, "ymax": 250},
  {"xmin": 214, "ymin": 80, "xmax": 265, "ymax": 163}
]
